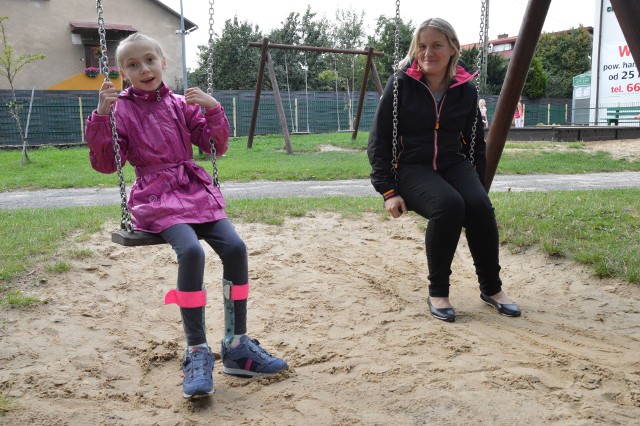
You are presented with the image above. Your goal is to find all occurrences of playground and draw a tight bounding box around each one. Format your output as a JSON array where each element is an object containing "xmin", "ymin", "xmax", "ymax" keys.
[
  {"xmin": 0, "ymin": 139, "xmax": 638, "ymax": 424},
  {"xmin": 1, "ymin": 0, "xmax": 639, "ymax": 422},
  {"xmin": 1, "ymin": 201, "xmax": 639, "ymax": 424}
]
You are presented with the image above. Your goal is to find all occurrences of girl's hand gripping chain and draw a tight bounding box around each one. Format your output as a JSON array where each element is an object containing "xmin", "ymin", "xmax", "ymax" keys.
[
  {"xmin": 97, "ymin": 81, "xmax": 119, "ymax": 115},
  {"xmin": 185, "ymin": 87, "xmax": 219, "ymax": 109}
]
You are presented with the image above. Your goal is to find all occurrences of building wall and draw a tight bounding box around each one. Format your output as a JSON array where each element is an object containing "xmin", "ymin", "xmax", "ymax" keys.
[{"xmin": 1, "ymin": 0, "xmax": 195, "ymax": 91}]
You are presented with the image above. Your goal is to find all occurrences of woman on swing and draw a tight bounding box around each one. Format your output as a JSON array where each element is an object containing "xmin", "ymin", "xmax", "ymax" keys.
[
  {"xmin": 367, "ymin": 18, "xmax": 521, "ymax": 322},
  {"xmin": 86, "ymin": 33, "xmax": 287, "ymax": 399}
]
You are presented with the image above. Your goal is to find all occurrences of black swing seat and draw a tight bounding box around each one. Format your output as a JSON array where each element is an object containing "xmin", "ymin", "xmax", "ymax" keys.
[
  {"xmin": 111, "ymin": 230, "xmax": 166, "ymax": 246},
  {"xmin": 111, "ymin": 229, "xmax": 205, "ymax": 247}
]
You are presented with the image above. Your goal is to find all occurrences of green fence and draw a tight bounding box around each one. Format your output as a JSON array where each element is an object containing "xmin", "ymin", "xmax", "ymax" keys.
[
  {"xmin": 0, "ymin": 90, "xmax": 381, "ymax": 146},
  {"xmin": 1, "ymin": 91, "xmax": 577, "ymax": 146},
  {"xmin": 484, "ymin": 101, "xmax": 571, "ymax": 127}
]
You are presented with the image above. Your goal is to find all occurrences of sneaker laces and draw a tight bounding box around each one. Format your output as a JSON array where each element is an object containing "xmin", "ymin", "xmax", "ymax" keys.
[
  {"xmin": 184, "ymin": 348, "xmax": 211, "ymax": 378},
  {"xmin": 247, "ymin": 338, "xmax": 274, "ymax": 359}
]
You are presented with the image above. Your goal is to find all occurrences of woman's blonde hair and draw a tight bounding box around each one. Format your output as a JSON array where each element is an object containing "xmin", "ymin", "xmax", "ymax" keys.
[
  {"xmin": 398, "ymin": 18, "xmax": 461, "ymax": 80},
  {"xmin": 115, "ymin": 33, "xmax": 165, "ymax": 71}
]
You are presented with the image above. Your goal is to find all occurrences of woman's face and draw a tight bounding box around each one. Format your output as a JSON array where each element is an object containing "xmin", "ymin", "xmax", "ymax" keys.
[{"xmin": 416, "ymin": 28, "xmax": 455, "ymax": 81}]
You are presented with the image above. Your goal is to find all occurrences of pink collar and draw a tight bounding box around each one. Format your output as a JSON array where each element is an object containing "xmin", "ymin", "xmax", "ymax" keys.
[
  {"xmin": 121, "ymin": 82, "xmax": 171, "ymax": 101},
  {"xmin": 405, "ymin": 60, "xmax": 477, "ymax": 88}
]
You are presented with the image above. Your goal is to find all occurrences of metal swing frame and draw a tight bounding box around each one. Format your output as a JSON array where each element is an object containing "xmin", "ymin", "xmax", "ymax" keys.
[{"xmin": 95, "ymin": 0, "xmax": 220, "ymax": 246}]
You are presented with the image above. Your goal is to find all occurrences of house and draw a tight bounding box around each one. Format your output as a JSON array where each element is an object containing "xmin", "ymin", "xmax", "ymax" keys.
[
  {"xmin": 462, "ymin": 28, "xmax": 594, "ymax": 59},
  {"xmin": 0, "ymin": 0, "xmax": 197, "ymax": 91},
  {"xmin": 462, "ymin": 33, "xmax": 518, "ymax": 59}
]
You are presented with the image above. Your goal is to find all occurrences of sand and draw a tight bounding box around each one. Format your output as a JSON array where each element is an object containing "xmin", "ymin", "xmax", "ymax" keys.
[{"xmin": 1, "ymin": 139, "xmax": 639, "ymax": 425}]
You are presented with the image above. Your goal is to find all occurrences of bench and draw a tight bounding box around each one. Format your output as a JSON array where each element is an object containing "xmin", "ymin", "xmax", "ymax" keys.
[{"xmin": 606, "ymin": 106, "xmax": 640, "ymax": 125}]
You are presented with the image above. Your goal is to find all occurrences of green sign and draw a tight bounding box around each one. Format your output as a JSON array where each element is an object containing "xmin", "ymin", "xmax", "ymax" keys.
[{"xmin": 573, "ymin": 73, "xmax": 591, "ymax": 86}]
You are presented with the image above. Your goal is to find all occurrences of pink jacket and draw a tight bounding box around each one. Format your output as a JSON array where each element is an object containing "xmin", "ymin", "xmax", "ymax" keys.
[{"xmin": 86, "ymin": 83, "xmax": 231, "ymax": 233}]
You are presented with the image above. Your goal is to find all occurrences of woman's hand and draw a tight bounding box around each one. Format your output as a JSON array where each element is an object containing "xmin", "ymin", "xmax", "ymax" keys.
[
  {"xmin": 97, "ymin": 81, "xmax": 119, "ymax": 115},
  {"xmin": 385, "ymin": 195, "xmax": 407, "ymax": 218},
  {"xmin": 185, "ymin": 87, "xmax": 219, "ymax": 109}
]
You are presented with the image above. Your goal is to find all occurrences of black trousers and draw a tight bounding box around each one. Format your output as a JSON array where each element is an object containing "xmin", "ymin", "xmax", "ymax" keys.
[
  {"xmin": 160, "ymin": 219, "xmax": 248, "ymax": 346},
  {"xmin": 398, "ymin": 160, "xmax": 502, "ymax": 298}
]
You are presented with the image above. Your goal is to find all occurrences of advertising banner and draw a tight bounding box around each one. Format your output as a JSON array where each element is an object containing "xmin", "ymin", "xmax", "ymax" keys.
[{"xmin": 590, "ymin": 0, "xmax": 640, "ymax": 124}]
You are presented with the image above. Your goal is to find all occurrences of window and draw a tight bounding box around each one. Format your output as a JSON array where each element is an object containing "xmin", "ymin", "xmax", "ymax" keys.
[
  {"xmin": 84, "ymin": 42, "xmax": 118, "ymax": 69},
  {"xmin": 493, "ymin": 43, "xmax": 513, "ymax": 52}
]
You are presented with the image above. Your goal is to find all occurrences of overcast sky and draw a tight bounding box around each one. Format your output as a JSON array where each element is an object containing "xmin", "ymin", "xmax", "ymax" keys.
[{"xmin": 158, "ymin": 0, "xmax": 596, "ymax": 69}]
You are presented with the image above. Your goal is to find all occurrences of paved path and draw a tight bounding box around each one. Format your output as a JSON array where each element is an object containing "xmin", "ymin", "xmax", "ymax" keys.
[{"xmin": 0, "ymin": 171, "xmax": 639, "ymax": 209}]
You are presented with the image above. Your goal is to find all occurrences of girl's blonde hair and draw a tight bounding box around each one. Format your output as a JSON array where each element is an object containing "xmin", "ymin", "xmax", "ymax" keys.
[
  {"xmin": 115, "ymin": 33, "xmax": 165, "ymax": 71},
  {"xmin": 398, "ymin": 18, "xmax": 461, "ymax": 80},
  {"xmin": 479, "ymin": 99, "xmax": 486, "ymax": 107}
]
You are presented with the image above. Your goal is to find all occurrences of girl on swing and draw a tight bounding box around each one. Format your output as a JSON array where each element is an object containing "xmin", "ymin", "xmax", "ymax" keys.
[
  {"xmin": 367, "ymin": 18, "xmax": 521, "ymax": 323},
  {"xmin": 85, "ymin": 33, "xmax": 287, "ymax": 399}
]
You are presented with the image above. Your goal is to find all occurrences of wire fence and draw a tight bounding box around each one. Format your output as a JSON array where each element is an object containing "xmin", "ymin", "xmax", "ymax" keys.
[
  {"xmin": 4, "ymin": 90, "xmax": 624, "ymax": 147},
  {"xmin": 0, "ymin": 90, "xmax": 381, "ymax": 146}
]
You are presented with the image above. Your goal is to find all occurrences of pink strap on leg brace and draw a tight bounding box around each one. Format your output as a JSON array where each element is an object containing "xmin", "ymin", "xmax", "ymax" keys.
[
  {"xmin": 227, "ymin": 283, "xmax": 249, "ymax": 300},
  {"xmin": 164, "ymin": 289, "xmax": 207, "ymax": 308}
]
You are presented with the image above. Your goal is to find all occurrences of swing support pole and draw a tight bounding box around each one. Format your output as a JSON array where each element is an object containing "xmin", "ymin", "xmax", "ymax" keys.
[
  {"xmin": 610, "ymin": 0, "xmax": 640, "ymax": 74},
  {"xmin": 352, "ymin": 47, "xmax": 377, "ymax": 141},
  {"xmin": 484, "ymin": 0, "xmax": 551, "ymax": 192}
]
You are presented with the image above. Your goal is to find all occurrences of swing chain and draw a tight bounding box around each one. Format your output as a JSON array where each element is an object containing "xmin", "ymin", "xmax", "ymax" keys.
[
  {"xmin": 207, "ymin": 0, "xmax": 220, "ymax": 187},
  {"xmin": 391, "ymin": 0, "xmax": 401, "ymax": 185},
  {"xmin": 96, "ymin": 0, "xmax": 133, "ymax": 232},
  {"xmin": 469, "ymin": 0, "xmax": 489, "ymax": 166}
]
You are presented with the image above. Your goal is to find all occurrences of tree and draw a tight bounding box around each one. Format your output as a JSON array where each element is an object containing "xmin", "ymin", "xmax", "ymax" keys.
[
  {"xmin": 460, "ymin": 46, "xmax": 509, "ymax": 95},
  {"xmin": 266, "ymin": 7, "xmax": 332, "ymax": 92},
  {"xmin": 485, "ymin": 55, "xmax": 509, "ymax": 95},
  {"xmin": 523, "ymin": 56, "xmax": 547, "ymax": 99},
  {"xmin": 367, "ymin": 15, "xmax": 414, "ymax": 84},
  {"xmin": 534, "ymin": 26, "xmax": 592, "ymax": 98},
  {"xmin": 331, "ymin": 8, "xmax": 366, "ymax": 129},
  {"xmin": 0, "ymin": 16, "xmax": 45, "ymax": 165},
  {"xmin": 188, "ymin": 16, "xmax": 263, "ymax": 91},
  {"xmin": 294, "ymin": 7, "xmax": 332, "ymax": 91}
]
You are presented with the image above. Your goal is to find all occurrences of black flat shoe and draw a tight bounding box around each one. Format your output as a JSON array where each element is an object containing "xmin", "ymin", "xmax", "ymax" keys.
[
  {"xmin": 427, "ymin": 297, "xmax": 456, "ymax": 322},
  {"xmin": 480, "ymin": 293, "xmax": 521, "ymax": 317}
]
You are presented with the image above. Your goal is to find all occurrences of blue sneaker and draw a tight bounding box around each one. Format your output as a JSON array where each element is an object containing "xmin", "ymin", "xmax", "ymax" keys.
[
  {"xmin": 182, "ymin": 346, "xmax": 215, "ymax": 399},
  {"xmin": 221, "ymin": 336, "xmax": 288, "ymax": 377}
]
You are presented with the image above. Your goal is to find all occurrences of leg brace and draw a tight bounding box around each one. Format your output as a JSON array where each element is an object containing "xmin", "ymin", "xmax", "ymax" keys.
[{"xmin": 222, "ymin": 278, "xmax": 249, "ymax": 346}]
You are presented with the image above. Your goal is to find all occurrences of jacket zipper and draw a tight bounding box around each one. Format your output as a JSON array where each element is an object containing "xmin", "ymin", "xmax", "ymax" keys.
[{"xmin": 417, "ymin": 79, "xmax": 447, "ymax": 170}]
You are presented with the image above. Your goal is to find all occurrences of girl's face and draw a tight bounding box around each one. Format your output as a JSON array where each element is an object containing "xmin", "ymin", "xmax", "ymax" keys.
[
  {"xmin": 119, "ymin": 40, "xmax": 166, "ymax": 91},
  {"xmin": 416, "ymin": 28, "xmax": 455, "ymax": 82}
]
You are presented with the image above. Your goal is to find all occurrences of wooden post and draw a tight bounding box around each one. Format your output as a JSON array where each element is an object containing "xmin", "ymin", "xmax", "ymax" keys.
[
  {"xmin": 369, "ymin": 60, "xmax": 384, "ymax": 96},
  {"xmin": 79, "ymin": 96, "xmax": 85, "ymax": 143},
  {"xmin": 247, "ymin": 38, "xmax": 269, "ymax": 148},
  {"xmin": 265, "ymin": 50, "xmax": 293, "ymax": 154},
  {"xmin": 232, "ymin": 97, "xmax": 237, "ymax": 138},
  {"xmin": 610, "ymin": 0, "xmax": 640, "ymax": 73},
  {"xmin": 484, "ymin": 0, "xmax": 552, "ymax": 192},
  {"xmin": 294, "ymin": 98, "xmax": 300, "ymax": 133},
  {"xmin": 352, "ymin": 47, "xmax": 375, "ymax": 140}
]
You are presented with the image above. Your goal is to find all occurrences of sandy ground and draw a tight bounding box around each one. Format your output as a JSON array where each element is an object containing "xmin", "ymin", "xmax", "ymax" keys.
[
  {"xmin": 514, "ymin": 138, "xmax": 640, "ymax": 161},
  {"xmin": 1, "ymin": 212, "xmax": 639, "ymax": 425},
  {"xmin": 1, "ymin": 139, "xmax": 640, "ymax": 425}
]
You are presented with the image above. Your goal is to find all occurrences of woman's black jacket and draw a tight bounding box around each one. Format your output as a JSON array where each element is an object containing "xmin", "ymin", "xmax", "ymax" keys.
[{"xmin": 367, "ymin": 61, "xmax": 486, "ymax": 198}]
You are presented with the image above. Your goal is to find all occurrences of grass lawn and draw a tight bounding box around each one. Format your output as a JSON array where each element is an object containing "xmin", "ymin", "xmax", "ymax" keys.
[
  {"xmin": 0, "ymin": 134, "xmax": 639, "ymax": 191},
  {"xmin": 1, "ymin": 133, "xmax": 639, "ymax": 305}
]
